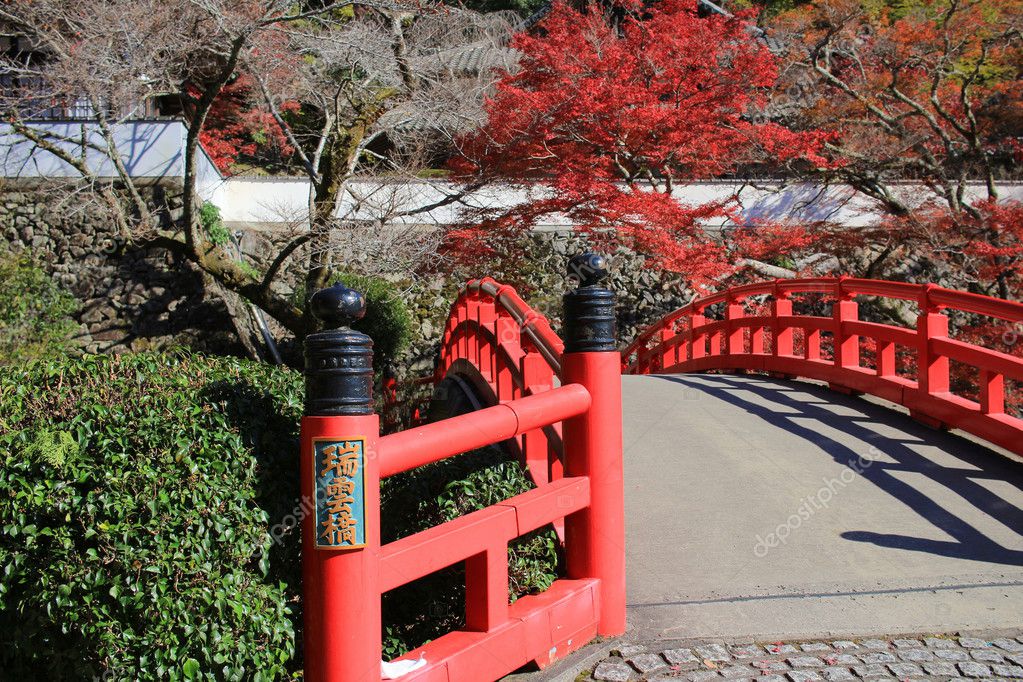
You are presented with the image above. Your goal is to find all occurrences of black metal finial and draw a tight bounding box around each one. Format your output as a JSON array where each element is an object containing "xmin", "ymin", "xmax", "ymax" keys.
[
  {"xmin": 310, "ymin": 284, "xmax": 367, "ymax": 329},
  {"xmin": 304, "ymin": 284, "xmax": 374, "ymax": 416},
  {"xmin": 568, "ymin": 252, "xmax": 609, "ymax": 287},
  {"xmin": 563, "ymin": 253, "xmax": 617, "ymax": 353}
]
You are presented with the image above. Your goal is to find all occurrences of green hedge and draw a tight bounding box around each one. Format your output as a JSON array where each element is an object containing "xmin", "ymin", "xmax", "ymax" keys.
[
  {"xmin": 0, "ymin": 250, "xmax": 79, "ymax": 364},
  {"xmin": 0, "ymin": 352, "xmax": 560, "ymax": 678},
  {"xmin": 0, "ymin": 353, "xmax": 303, "ymax": 681}
]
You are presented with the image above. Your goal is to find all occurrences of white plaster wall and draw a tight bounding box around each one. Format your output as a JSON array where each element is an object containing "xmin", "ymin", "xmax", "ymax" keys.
[
  {"xmin": 215, "ymin": 177, "xmax": 1023, "ymax": 230},
  {"xmin": 2, "ymin": 121, "xmax": 1020, "ymax": 229}
]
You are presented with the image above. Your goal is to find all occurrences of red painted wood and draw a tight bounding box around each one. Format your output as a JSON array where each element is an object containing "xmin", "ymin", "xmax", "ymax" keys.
[
  {"xmin": 625, "ymin": 277, "xmax": 1023, "ymax": 460},
  {"xmin": 378, "ymin": 385, "xmax": 590, "ymax": 477},
  {"xmin": 301, "ymin": 414, "xmax": 381, "ymax": 682},
  {"xmin": 562, "ymin": 352, "xmax": 627, "ymax": 636},
  {"xmin": 389, "ymin": 579, "xmax": 599, "ymax": 682}
]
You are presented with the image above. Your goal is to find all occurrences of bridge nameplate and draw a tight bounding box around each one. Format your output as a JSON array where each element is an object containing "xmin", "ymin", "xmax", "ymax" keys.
[{"xmin": 312, "ymin": 438, "xmax": 367, "ymax": 550}]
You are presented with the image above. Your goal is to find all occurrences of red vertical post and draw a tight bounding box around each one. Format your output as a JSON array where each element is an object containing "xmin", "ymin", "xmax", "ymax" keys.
[
  {"xmin": 917, "ymin": 285, "xmax": 949, "ymax": 395},
  {"xmin": 689, "ymin": 306, "xmax": 707, "ymax": 362},
  {"xmin": 877, "ymin": 341, "xmax": 896, "ymax": 378},
  {"xmin": 725, "ymin": 296, "xmax": 745, "ymax": 356},
  {"xmin": 833, "ymin": 277, "xmax": 860, "ymax": 369},
  {"xmin": 302, "ymin": 285, "xmax": 381, "ymax": 682},
  {"xmin": 979, "ymin": 369, "xmax": 1005, "ymax": 415},
  {"xmin": 772, "ymin": 282, "xmax": 793, "ymax": 358},
  {"xmin": 659, "ymin": 327, "xmax": 676, "ymax": 371},
  {"xmin": 562, "ymin": 253, "xmax": 626, "ymax": 637}
]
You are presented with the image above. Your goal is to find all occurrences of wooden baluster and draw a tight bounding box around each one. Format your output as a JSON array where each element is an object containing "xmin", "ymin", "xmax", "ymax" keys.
[
  {"xmin": 726, "ymin": 297, "xmax": 744, "ymax": 356},
  {"xmin": 833, "ymin": 277, "xmax": 860, "ymax": 370},
  {"xmin": 772, "ymin": 283, "xmax": 793, "ymax": 358},
  {"xmin": 521, "ymin": 349, "xmax": 550, "ymax": 484},
  {"xmin": 476, "ymin": 300, "xmax": 496, "ymax": 381},
  {"xmin": 877, "ymin": 340, "xmax": 896, "ymax": 378},
  {"xmin": 805, "ymin": 328, "xmax": 821, "ymax": 361},
  {"xmin": 465, "ymin": 544, "xmax": 509, "ymax": 632},
  {"xmin": 660, "ymin": 327, "xmax": 676, "ymax": 371},
  {"xmin": 689, "ymin": 307, "xmax": 706, "ymax": 361},
  {"xmin": 916, "ymin": 285, "xmax": 949, "ymax": 395},
  {"xmin": 979, "ymin": 369, "xmax": 1005, "ymax": 415},
  {"xmin": 494, "ymin": 313, "xmax": 520, "ymax": 402}
]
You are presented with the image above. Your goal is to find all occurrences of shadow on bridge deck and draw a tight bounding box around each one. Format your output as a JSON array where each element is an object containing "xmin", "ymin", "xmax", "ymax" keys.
[{"xmin": 622, "ymin": 373, "xmax": 1023, "ymax": 641}]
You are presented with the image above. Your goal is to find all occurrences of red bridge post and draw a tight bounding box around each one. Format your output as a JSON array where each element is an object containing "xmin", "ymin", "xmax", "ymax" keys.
[
  {"xmin": 301, "ymin": 285, "xmax": 381, "ymax": 682},
  {"xmin": 562, "ymin": 253, "xmax": 627, "ymax": 636}
]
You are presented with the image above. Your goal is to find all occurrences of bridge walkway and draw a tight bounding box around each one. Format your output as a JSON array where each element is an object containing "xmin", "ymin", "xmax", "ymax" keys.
[{"xmin": 622, "ymin": 373, "xmax": 1023, "ymax": 641}]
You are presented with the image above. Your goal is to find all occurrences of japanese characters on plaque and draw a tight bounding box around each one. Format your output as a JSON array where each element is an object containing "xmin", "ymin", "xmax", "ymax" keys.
[{"xmin": 313, "ymin": 439, "xmax": 366, "ymax": 549}]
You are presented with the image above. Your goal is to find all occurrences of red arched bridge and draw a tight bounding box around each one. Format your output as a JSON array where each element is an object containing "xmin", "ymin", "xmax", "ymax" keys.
[{"xmin": 298, "ymin": 255, "xmax": 1023, "ymax": 682}]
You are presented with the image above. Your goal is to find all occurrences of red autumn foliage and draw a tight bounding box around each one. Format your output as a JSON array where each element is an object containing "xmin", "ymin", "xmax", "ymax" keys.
[
  {"xmin": 452, "ymin": 0, "xmax": 832, "ymax": 288},
  {"xmin": 198, "ymin": 74, "xmax": 298, "ymax": 173}
]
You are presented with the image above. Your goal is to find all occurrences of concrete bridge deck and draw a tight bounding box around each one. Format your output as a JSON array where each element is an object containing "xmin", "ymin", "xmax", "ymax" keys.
[{"xmin": 622, "ymin": 373, "xmax": 1023, "ymax": 641}]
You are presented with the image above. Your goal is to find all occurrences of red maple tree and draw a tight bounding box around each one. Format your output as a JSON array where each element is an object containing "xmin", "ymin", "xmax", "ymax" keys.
[
  {"xmin": 198, "ymin": 73, "xmax": 298, "ymax": 174},
  {"xmin": 452, "ymin": 0, "xmax": 832, "ymax": 288}
]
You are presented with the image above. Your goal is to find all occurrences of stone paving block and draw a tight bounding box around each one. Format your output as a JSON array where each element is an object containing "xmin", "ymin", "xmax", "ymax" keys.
[
  {"xmin": 860, "ymin": 640, "xmax": 890, "ymax": 650},
  {"xmin": 664, "ymin": 649, "xmax": 700, "ymax": 666},
  {"xmin": 631, "ymin": 653, "xmax": 669, "ymax": 674},
  {"xmin": 937, "ymin": 650, "xmax": 972, "ymax": 662},
  {"xmin": 756, "ymin": 675, "xmax": 787, "ymax": 682},
  {"xmin": 961, "ymin": 638, "xmax": 993, "ymax": 649},
  {"xmin": 594, "ymin": 660, "xmax": 633, "ymax": 682},
  {"xmin": 892, "ymin": 639, "xmax": 922, "ymax": 649},
  {"xmin": 853, "ymin": 664, "xmax": 890, "ymax": 678},
  {"xmin": 801, "ymin": 643, "xmax": 832, "ymax": 653},
  {"xmin": 754, "ymin": 661, "xmax": 790, "ymax": 673},
  {"xmin": 973, "ymin": 649, "xmax": 1005, "ymax": 663},
  {"xmin": 731, "ymin": 645, "xmax": 765, "ymax": 659},
  {"xmin": 696, "ymin": 645, "xmax": 732, "ymax": 662},
  {"xmin": 992, "ymin": 664, "xmax": 1023, "ymax": 678},
  {"xmin": 767, "ymin": 645, "xmax": 800, "ymax": 655},
  {"xmin": 887, "ymin": 662, "xmax": 923, "ymax": 677},
  {"xmin": 786, "ymin": 671, "xmax": 821, "ymax": 682},
  {"xmin": 925, "ymin": 637, "xmax": 959, "ymax": 649},
  {"xmin": 923, "ymin": 662, "xmax": 959, "ymax": 676},
  {"xmin": 1018, "ymin": 636, "xmax": 1023, "ymax": 645},
  {"xmin": 1009, "ymin": 655, "xmax": 1023, "ymax": 667},
  {"xmin": 721, "ymin": 666, "xmax": 756, "ymax": 679},
  {"xmin": 788, "ymin": 657, "xmax": 825, "ymax": 668},
  {"xmin": 616, "ymin": 644, "xmax": 648, "ymax": 657},
  {"xmin": 832, "ymin": 642, "xmax": 859, "ymax": 650},
  {"xmin": 897, "ymin": 649, "xmax": 934, "ymax": 663},
  {"xmin": 823, "ymin": 654, "xmax": 860, "ymax": 666},
  {"xmin": 859, "ymin": 652, "xmax": 897, "ymax": 664},
  {"xmin": 995, "ymin": 640, "xmax": 1023, "ymax": 654},
  {"xmin": 958, "ymin": 661, "xmax": 993, "ymax": 677},
  {"xmin": 821, "ymin": 666, "xmax": 855, "ymax": 681},
  {"xmin": 691, "ymin": 670, "xmax": 723, "ymax": 682}
]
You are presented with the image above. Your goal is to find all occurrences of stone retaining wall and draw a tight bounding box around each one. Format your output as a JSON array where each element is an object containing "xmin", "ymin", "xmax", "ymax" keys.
[{"xmin": 0, "ymin": 184, "xmax": 243, "ymax": 355}]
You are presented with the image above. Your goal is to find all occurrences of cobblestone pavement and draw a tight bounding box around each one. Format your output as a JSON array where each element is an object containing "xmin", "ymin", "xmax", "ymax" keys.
[{"xmin": 583, "ymin": 633, "xmax": 1023, "ymax": 682}]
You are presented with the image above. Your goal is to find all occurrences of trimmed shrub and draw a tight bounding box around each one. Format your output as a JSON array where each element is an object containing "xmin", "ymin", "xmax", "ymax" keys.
[
  {"xmin": 0, "ymin": 351, "xmax": 560, "ymax": 676},
  {"xmin": 0, "ymin": 353, "xmax": 303, "ymax": 681},
  {"xmin": 330, "ymin": 272, "xmax": 413, "ymax": 371},
  {"xmin": 0, "ymin": 250, "xmax": 78, "ymax": 364}
]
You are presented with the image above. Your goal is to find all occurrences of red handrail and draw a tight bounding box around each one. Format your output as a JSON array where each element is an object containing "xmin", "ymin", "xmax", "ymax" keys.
[
  {"xmin": 623, "ymin": 277, "xmax": 1023, "ymax": 459},
  {"xmin": 378, "ymin": 385, "xmax": 590, "ymax": 477}
]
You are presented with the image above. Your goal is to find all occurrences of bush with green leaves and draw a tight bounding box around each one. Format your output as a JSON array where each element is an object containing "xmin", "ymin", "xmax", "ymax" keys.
[
  {"xmin": 0, "ymin": 352, "xmax": 304, "ymax": 681},
  {"xmin": 0, "ymin": 351, "xmax": 560, "ymax": 676},
  {"xmin": 330, "ymin": 272, "xmax": 413, "ymax": 371},
  {"xmin": 0, "ymin": 250, "xmax": 79, "ymax": 364}
]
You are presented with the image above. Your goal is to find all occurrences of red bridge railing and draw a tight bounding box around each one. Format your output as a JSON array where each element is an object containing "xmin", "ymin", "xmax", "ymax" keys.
[
  {"xmin": 299, "ymin": 254, "xmax": 625, "ymax": 682},
  {"xmin": 622, "ymin": 277, "xmax": 1023, "ymax": 459}
]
